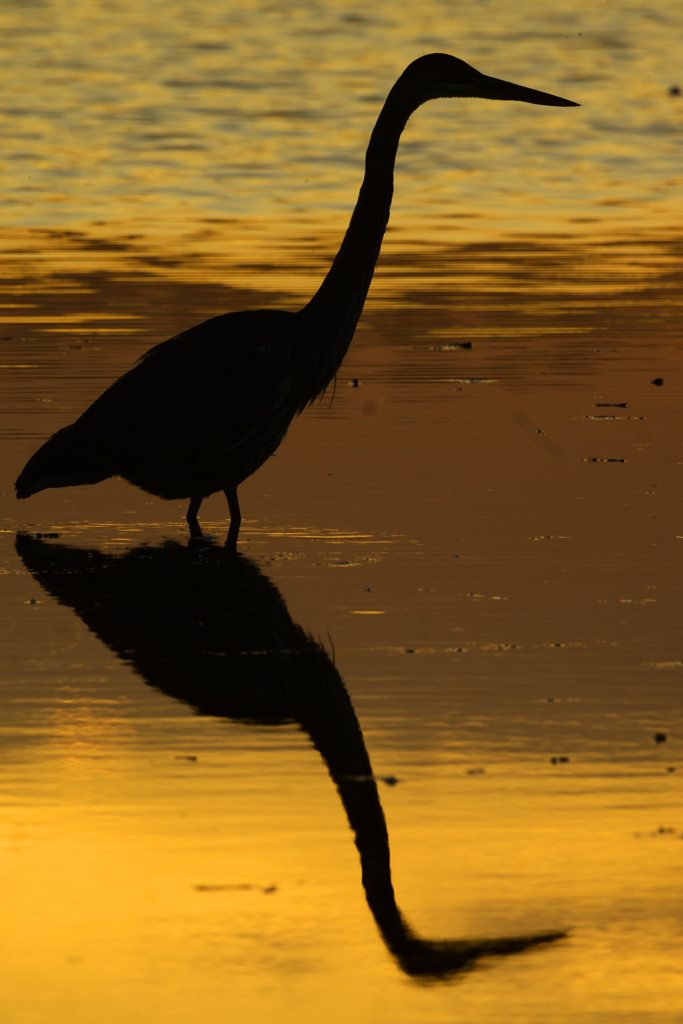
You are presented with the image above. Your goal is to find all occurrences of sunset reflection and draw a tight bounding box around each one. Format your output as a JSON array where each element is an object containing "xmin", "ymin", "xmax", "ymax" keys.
[
  {"xmin": 1, "ymin": 1, "xmax": 682, "ymax": 1021},
  {"xmin": 16, "ymin": 533, "xmax": 566, "ymax": 979}
]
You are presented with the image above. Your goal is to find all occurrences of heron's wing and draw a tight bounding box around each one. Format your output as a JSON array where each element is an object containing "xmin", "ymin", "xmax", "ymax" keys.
[{"xmin": 71, "ymin": 308, "xmax": 301, "ymax": 495}]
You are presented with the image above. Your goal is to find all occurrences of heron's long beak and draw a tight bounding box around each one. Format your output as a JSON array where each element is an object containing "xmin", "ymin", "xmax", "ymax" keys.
[{"xmin": 476, "ymin": 75, "xmax": 579, "ymax": 107}]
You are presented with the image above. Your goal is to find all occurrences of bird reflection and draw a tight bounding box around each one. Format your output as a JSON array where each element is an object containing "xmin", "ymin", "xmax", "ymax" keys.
[{"xmin": 16, "ymin": 532, "xmax": 565, "ymax": 979}]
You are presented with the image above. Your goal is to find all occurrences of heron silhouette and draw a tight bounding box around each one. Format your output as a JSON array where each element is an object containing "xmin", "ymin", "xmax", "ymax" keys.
[{"xmin": 15, "ymin": 54, "xmax": 578, "ymax": 541}]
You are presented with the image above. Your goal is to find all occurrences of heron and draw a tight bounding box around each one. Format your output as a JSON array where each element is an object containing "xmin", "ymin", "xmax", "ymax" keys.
[{"xmin": 16, "ymin": 54, "xmax": 578, "ymax": 541}]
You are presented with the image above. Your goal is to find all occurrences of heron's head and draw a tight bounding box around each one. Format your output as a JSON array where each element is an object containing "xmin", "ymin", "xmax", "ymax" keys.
[{"xmin": 397, "ymin": 53, "xmax": 579, "ymax": 108}]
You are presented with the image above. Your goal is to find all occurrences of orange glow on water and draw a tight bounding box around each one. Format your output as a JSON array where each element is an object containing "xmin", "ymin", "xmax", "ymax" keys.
[{"xmin": 1, "ymin": 1, "xmax": 683, "ymax": 1020}]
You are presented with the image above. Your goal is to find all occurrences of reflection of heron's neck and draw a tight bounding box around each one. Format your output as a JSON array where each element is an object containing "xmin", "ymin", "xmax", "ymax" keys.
[
  {"xmin": 297, "ymin": 90, "xmax": 414, "ymax": 394},
  {"xmin": 299, "ymin": 679, "xmax": 410, "ymax": 959}
]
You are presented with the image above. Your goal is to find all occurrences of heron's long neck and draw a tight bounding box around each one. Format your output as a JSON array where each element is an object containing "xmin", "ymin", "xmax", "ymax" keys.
[{"xmin": 298, "ymin": 89, "xmax": 414, "ymax": 389}]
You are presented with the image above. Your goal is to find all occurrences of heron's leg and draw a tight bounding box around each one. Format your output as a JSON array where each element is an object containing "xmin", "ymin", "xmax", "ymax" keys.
[
  {"xmin": 224, "ymin": 486, "xmax": 241, "ymax": 526},
  {"xmin": 186, "ymin": 495, "xmax": 204, "ymax": 538},
  {"xmin": 224, "ymin": 486, "xmax": 241, "ymax": 550}
]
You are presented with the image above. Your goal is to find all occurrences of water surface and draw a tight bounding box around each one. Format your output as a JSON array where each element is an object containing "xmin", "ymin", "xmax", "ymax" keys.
[{"xmin": 1, "ymin": 2, "xmax": 682, "ymax": 1022}]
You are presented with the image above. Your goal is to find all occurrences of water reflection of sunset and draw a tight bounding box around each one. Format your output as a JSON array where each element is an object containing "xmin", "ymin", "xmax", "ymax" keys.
[
  {"xmin": 1, "ymin": 1, "xmax": 682, "ymax": 1021},
  {"xmin": 1, "ymin": 1, "xmax": 681, "ymax": 233}
]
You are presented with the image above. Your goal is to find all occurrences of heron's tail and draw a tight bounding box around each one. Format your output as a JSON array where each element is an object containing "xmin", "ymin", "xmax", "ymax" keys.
[{"xmin": 15, "ymin": 424, "xmax": 110, "ymax": 499}]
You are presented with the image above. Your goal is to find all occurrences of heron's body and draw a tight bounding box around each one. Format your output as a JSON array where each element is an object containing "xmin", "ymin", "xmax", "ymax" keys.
[
  {"xmin": 30, "ymin": 310, "xmax": 300, "ymax": 500},
  {"xmin": 16, "ymin": 55, "xmax": 577, "ymax": 538}
]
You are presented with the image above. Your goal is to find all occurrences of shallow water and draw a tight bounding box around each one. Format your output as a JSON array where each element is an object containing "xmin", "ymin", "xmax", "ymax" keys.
[
  {"xmin": 2, "ymin": 224, "xmax": 682, "ymax": 1023},
  {"xmin": 1, "ymin": 2, "xmax": 683, "ymax": 1022}
]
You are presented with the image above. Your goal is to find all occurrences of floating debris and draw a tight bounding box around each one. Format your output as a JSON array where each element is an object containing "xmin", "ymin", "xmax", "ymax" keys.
[
  {"xmin": 381, "ymin": 775, "xmax": 399, "ymax": 787},
  {"xmin": 429, "ymin": 342, "xmax": 472, "ymax": 351},
  {"xmin": 634, "ymin": 827, "xmax": 680, "ymax": 839},
  {"xmin": 194, "ymin": 883, "xmax": 277, "ymax": 894}
]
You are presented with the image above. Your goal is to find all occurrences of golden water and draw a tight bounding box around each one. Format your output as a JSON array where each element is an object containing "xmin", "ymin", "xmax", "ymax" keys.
[{"xmin": 1, "ymin": 2, "xmax": 682, "ymax": 1021}]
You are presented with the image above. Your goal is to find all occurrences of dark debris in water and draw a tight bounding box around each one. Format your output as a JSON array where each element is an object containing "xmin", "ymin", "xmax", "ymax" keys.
[
  {"xmin": 339, "ymin": 773, "xmax": 400, "ymax": 786},
  {"xmin": 634, "ymin": 826, "xmax": 682, "ymax": 839},
  {"xmin": 194, "ymin": 883, "xmax": 277, "ymax": 894},
  {"xmin": 381, "ymin": 775, "xmax": 399, "ymax": 787},
  {"xmin": 429, "ymin": 341, "xmax": 473, "ymax": 351}
]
